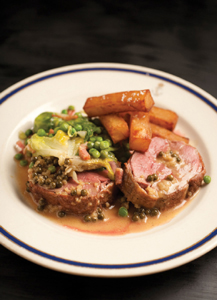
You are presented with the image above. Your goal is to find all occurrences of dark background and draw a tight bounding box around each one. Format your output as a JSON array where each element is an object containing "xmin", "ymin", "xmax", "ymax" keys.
[{"xmin": 1, "ymin": 1, "xmax": 217, "ymax": 299}]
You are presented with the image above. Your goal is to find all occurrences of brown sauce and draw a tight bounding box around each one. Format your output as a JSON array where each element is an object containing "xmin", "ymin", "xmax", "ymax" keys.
[{"xmin": 16, "ymin": 162, "xmax": 194, "ymax": 236}]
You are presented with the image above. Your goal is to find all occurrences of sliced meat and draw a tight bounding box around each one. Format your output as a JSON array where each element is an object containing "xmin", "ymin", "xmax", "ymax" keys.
[
  {"xmin": 29, "ymin": 170, "xmax": 116, "ymax": 214},
  {"xmin": 119, "ymin": 137, "xmax": 206, "ymax": 210}
]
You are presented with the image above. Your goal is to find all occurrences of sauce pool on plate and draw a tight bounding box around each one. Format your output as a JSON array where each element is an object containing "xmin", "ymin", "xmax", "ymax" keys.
[{"xmin": 16, "ymin": 161, "xmax": 193, "ymax": 236}]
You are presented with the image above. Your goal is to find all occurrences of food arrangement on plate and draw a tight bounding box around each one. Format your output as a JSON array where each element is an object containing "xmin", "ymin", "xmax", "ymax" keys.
[{"xmin": 14, "ymin": 89, "xmax": 211, "ymax": 232}]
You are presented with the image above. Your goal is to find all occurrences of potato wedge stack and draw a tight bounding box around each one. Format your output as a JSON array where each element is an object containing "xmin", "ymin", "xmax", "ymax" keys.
[{"xmin": 83, "ymin": 89, "xmax": 189, "ymax": 153}]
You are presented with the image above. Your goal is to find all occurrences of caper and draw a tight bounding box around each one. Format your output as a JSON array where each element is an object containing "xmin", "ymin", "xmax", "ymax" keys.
[
  {"xmin": 58, "ymin": 211, "xmax": 66, "ymax": 218},
  {"xmin": 53, "ymin": 158, "xmax": 58, "ymax": 166},
  {"xmin": 26, "ymin": 181, "xmax": 30, "ymax": 192},
  {"xmin": 97, "ymin": 207, "xmax": 102, "ymax": 213},
  {"xmin": 132, "ymin": 213, "xmax": 140, "ymax": 222},
  {"xmin": 45, "ymin": 178, "xmax": 52, "ymax": 185},
  {"xmin": 50, "ymin": 182, "xmax": 56, "ymax": 189},
  {"xmin": 71, "ymin": 189, "xmax": 77, "ymax": 196},
  {"xmin": 81, "ymin": 189, "xmax": 88, "ymax": 196},
  {"xmin": 98, "ymin": 213, "xmax": 105, "ymax": 220},
  {"xmin": 146, "ymin": 175, "xmax": 154, "ymax": 182},
  {"xmin": 84, "ymin": 215, "xmax": 92, "ymax": 222},
  {"xmin": 37, "ymin": 205, "xmax": 45, "ymax": 211},
  {"xmin": 38, "ymin": 177, "xmax": 45, "ymax": 186},
  {"xmin": 145, "ymin": 209, "xmax": 151, "ymax": 215},
  {"xmin": 64, "ymin": 158, "xmax": 70, "ymax": 165},
  {"xmin": 57, "ymin": 169, "xmax": 62, "ymax": 175},
  {"xmin": 35, "ymin": 167, "xmax": 42, "ymax": 174},
  {"xmin": 171, "ymin": 153, "xmax": 178, "ymax": 158},
  {"xmin": 176, "ymin": 157, "xmax": 181, "ymax": 162},
  {"xmin": 56, "ymin": 175, "xmax": 62, "ymax": 181},
  {"xmin": 139, "ymin": 213, "xmax": 146, "ymax": 219},
  {"xmin": 158, "ymin": 151, "xmax": 164, "ymax": 157},
  {"xmin": 56, "ymin": 180, "xmax": 63, "ymax": 188},
  {"xmin": 33, "ymin": 176, "xmax": 39, "ymax": 184},
  {"xmin": 38, "ymin": 198, "xmax": 46, "ymax": 206},
  {"xmin": 166, "ymin": 174, "xmax": 174, "ymax": 181},
  {"xmin": 153, "ymin": 173, "xmax": 158, "ymax": 181},
  {"xmin": 150, "ymin": 208, "xmax": 159, "ymax": 216}
]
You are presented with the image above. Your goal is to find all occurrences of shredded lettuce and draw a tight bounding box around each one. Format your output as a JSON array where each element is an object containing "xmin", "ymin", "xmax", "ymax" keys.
[{"xmin": 28, "ymin": 130, "xmax": 83, "ymax": 158}]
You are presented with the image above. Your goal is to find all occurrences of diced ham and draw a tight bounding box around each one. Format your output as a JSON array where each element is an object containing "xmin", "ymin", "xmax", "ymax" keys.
[{"xmin": 79, "ymin": 143, "xmax": 91, "ymax": 160}]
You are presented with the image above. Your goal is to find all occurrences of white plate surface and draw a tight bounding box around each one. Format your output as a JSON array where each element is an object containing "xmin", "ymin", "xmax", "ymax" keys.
[{"xmin": 0, "ymin": 63, "xmax": 216, "ymax": 277}]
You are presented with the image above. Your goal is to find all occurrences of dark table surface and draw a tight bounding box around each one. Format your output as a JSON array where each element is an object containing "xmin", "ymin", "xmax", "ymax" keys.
[{"xmin": 1, "ymin": 1, "xmax": 217, "ymax": 299}]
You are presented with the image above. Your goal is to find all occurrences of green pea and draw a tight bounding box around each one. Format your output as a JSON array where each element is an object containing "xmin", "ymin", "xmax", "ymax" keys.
[
  {"xmin": 96, "ymin": 136, "xmax": 103, "ymax": 142},
  {"xmin": 20, "ymin": 160, "xmax": 28, "ymax": 167},
  {"xmin": 37, "ymin": 129, "xmax": 46, "ymax": 136},
  {"xmin": 108, "ymin": 152, "xmax": 115, "ymax": 158},
  {"xmin": 89, "ymin": 148, "xmax": 100, "ymax": 158},
  {"xmin": 25, "ymin": 129, "xmax": 33, "ymax": 137},
  {"xmin": 68, "ymin": 105, "xmax": 75, "ymax": 111},
  {"xmin": 105, "ymin": 139, "xmax": 112, "ymax": 147},
  {"xmin": 48, "ymin": 165, "xmax": 56, "ymax": 173},
  {"xmin": 100, "ymin": 150, "xmax": 109, "ymax": 159},
  {"xmin": 118, "ymin": 207, "xmax": 128, "ymax": 217},
  {"xmin": 74, "ymin": 124, "xmax": 83, "ymax": 131},
  {"xmin": 60, "ymin": 122, "xmax": 69, "ymax": 132},
  {"xmin": 89, "ymin": 137, "xmax": 96, "ymax": 142},
  {"xmin": 69, "ymin": 127, "xmax": 76, "ymax": 136},
  {"xmin": 19, "ymin": 132, "xmax": 27, "ymax": 140},
  {"xmin": 25, "ymin": 138, "xmax": 29, "ymax": 145},
  {"xmin": 203, "ymin": 175, "xmax": 211, "ymax": 184},
  {"xmin": 14, "ymin": 153, "xmax": 23, "ymax": 160},
  {"xmin": 75, "ymin": 112, "xmax": 83, "ymax": 117},
  {"xmin": 54, "ymin": 127, "xmax": 60, "ymax": 134},
  {"xmin": 95, "ymin": 127, "xmax": 102, "ymax": 134},
  {"xmin": 61, "ymin": 109, "xmax": 68, "ymax": 114},
  {"xmin": 48, "ymin": 134, "xmax": 54, "ymax": 137},
  {"xmin": 100, "ymin": 141, "xmax": 110, "ymax": 150},
  {"xmin": 29, "ymin": 162, "xmax": 34, "ymax": 169},
  {"xmin": 94, "ymin": 141, "xmax": 101, "ymax": 150},
  {"xmin": 87, "ymin": 141, "xmax": 94, "ymax": 149}
]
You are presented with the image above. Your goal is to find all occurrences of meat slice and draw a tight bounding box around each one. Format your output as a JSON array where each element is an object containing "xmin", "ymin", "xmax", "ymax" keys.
[
  {"xmin": 29, "ymin": 170, "xmax": 116, "ymax": 214},
  {"xmin": 119, "ymin": 137, "xmax": 206, "ymax": 210}
]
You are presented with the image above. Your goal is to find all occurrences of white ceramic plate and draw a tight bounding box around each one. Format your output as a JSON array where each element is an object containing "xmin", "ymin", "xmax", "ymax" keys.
[{"xmin": 0, "ymin": 63, "xmax": 216, "ymax": 277}]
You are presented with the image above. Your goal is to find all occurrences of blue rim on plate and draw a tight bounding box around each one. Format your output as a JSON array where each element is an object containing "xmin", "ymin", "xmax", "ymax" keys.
[{"xmin": 1, "ymin": 66, "xmax": 216, "ymax": 270}]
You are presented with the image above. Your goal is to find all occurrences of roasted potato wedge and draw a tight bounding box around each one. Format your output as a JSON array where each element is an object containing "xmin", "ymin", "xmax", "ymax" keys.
[
  {"xmin": 83, "ymin": 90, "xmax": 154, "ymax": 117},
  {"xmin": 99, "ymin": 114, "xmax": 129, "ymax": 144},
  {"xmin": 129, "ymin": 112, "xmax": 152, "ymax": 152},
  {"xmin": 150, "ymin": 123, "xmax": 189, "ymax": 144},
  {"xmin": 149, "ymin": 106, "xmax": 178, "ymax": 131}
]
